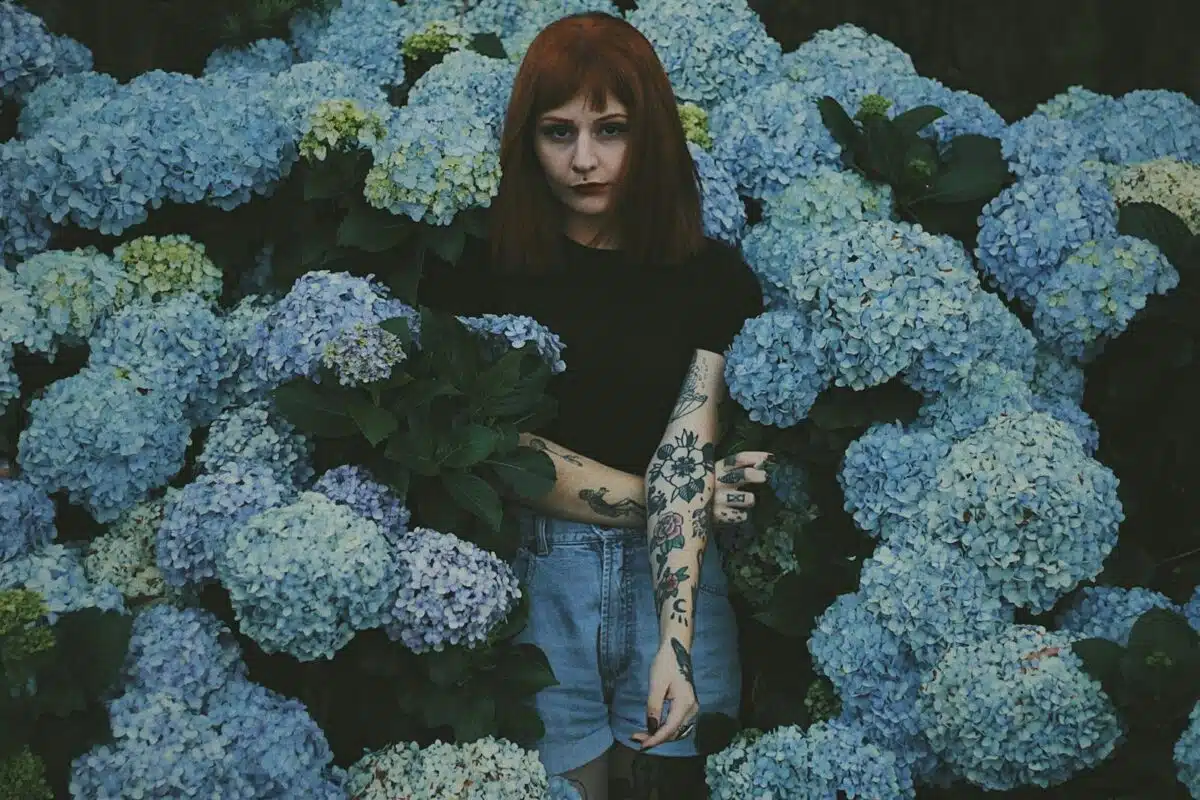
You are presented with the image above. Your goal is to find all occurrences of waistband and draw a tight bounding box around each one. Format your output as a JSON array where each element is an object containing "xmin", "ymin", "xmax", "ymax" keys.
[{"xmin": 515, "ymin": 507, "xmax": 645, "ymax": 555}]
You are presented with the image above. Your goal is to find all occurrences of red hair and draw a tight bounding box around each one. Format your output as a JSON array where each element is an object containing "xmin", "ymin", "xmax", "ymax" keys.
[{"xmin": 488, "ymin": 12, "xmax": 705, "ymax": 274}]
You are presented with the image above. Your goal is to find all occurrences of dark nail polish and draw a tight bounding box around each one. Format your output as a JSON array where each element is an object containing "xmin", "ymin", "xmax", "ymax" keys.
[{"xmin": 646, "ymin": 715, "xmax": 659, "ymax": 735}]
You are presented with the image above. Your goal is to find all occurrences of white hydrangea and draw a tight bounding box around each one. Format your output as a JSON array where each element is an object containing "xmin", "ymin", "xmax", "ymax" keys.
[
  {"xmin": 83, "ymin": 492, "xmax": 178, "ymax": 601},
  {"xmin": 113, "ymin": 234, "xmax": 224, "ymax": 305},
  {"xmin": 347, "ymin": 737, "xmax": 551, "ymax": 799},
  {"xmin": 1109, "ymin": 157, "xmax": 1200, "ymax": 235},
  {"xmin": 299, "ymin": 98, "xmax": 389, "ymax": 162}
]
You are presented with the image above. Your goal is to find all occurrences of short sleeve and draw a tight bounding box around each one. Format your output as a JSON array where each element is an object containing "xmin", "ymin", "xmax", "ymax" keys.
[
  {"xmin": 415, "ymin": 235, "xmax": 494, "ymax": 316},
  {"xmin": 693, "ymin": 240, "xmax": 764, "ymax": 355}
]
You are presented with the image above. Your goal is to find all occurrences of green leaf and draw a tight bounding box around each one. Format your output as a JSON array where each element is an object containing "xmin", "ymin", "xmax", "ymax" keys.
[
  {"xmin": 470, "ymin": 350, "xmax": 525, "ymax": 412},
  {"xmin": 1072, "ymin": 637, "xmax": 1126, "ymax": 701},
  {"xmin": 423, "ymin": 647, "xmax": 473, "ymax": 687},
  {"xmin": 468, "ymin": 32, "xmax": 507, "ymax": 59},
  {"xmin": 384, "ymin": 423, "xmax": 440, "ymax": 476},
  {"xmin": 495, "ymin": 700, "xmax": 545, "ymax": 747},
  {"xmin": 817, "ymin": 96, "xmax": 860, "ymax": 153},
  {"xmin": 337, "ymin": 203, "xmax": 414, "ymax": 252},
  {"xmin": 272, "ymin": 381, "xmax": 359, "ymax": 438},
  {"xmin": 303, "ymin": 156, "xmax": 358, "ymax": 201},
  {"xmin": 347, "ymin": 397, "xmax": 398, "ymax": 446},
  {"xmin": 862, "ymin": 115, "xmax": 907, "ymax": 185},
  {"xmin": 1126, "ymin": 607, "xmax": 1199, "ymax": 659},
  {"xmin": 499, "ymin": 643, "xmax": 559, "ymax": 695},
  {"xmin": 441, "ymin": 470, "xmax": 504, "ymax": 530},
  {"xmin": 1118, "ymin": 202, "xmax": 1195, "ymax": 268},
  {"xmin": 925, "ymin": 134, "xmax": 1009, "ymax": 203},
  {"xmin": 422, "ymin": 223, "xmax": 468, "ymax": 265},
  {"xmin": 378, "ymin": 316, "xmax": 415, "ymax": 351},
  {"xmin": 391, "ymin": 377, "xmax": 462, "ymax": 412},
  {"xmin": 890, "ymin": 105, "xmax": 947, "ymax": 138},
  {"xmin": 440, "ymin": 424, "xmax": 500, "ymax": 469},
  {"xmin": 484, "ymin": 447, "xmax": 555, "ymax": 499}
]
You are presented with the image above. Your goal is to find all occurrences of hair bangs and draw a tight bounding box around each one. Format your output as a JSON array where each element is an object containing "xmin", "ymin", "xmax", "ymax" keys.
[{"xmin": 530, "ymin": 41, "xmax": 636, "ymax": 118}]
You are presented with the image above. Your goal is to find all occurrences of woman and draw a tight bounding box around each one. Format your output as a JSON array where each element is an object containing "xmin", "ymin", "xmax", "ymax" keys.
[{"xmin": 419, "ymin": 12, "xmax": 767, "ymax": 799}]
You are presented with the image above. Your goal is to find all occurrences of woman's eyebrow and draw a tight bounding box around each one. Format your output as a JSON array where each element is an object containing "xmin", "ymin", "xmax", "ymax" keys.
[{"xmin": 539, "ymin": 113, "xmax": 628, "ymax": 123}]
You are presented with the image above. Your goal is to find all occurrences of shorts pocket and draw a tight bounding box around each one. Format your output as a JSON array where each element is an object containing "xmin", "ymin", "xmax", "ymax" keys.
[{"xmin": 511, "ymin": 545, "xmax": 539, "ymax": 588}]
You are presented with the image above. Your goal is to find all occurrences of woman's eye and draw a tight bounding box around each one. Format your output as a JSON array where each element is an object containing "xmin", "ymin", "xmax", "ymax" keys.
[
  {"xmin": 541, "ymin": 124, "xmax": 573, "ymax": 140},
  {"xmin": 600, "ymin": 123, "xmax": 629, "ymax": 136}
]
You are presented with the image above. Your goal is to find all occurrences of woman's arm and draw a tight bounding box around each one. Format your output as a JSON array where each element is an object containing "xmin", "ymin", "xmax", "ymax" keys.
[
  {"xmin": 515, "ymin": 432, "xmax": 647, "ymax": 527},
  {"xmin": 644, "ymin": 349, "xmax": 724, "ymax": 651}
]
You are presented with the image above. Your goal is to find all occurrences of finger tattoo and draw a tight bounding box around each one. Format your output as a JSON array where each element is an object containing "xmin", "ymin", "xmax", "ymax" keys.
[{"xmin": 718, "ymin": 467, "xmax": 747, "ymax": 485}]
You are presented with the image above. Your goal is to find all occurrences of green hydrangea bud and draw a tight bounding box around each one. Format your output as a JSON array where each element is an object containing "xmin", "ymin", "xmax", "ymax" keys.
[
  {"xmin": 300, "ymin": 99, "xmax": 389, "ymax": 162},
  {"xmin": 0, "ymin": 749, "xmax": 53, "ymax": 800},
  {"xmin": 906, "ymin": 155, "xmax": 935, "ymax": 177},
  {"xmin": 678, "ymin": 102, "xmax": 713, "ymax": 150},
  {"xmin": 855, "ymin": 94, "xmax": 893, "ymax": 121},
  {"xmin": 401, "ymin": 19, "xmax": 471, "ymax": 60},
  {"xmin": 803, "ymin": 678, "xmax": 841, "ymax": 724},
  {"xmin": 726, "ymin": 506, "xmax": 815, "ymax": 606},
  {"xmin": 113, "ymin": 234, "xmax": 223, "ymax": 305},
  {"xmin": 0, "ymin": 588, "xmax": 54, "ymax": 663}
]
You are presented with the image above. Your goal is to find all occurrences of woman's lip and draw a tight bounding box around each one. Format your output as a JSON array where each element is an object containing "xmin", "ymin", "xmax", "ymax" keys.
[{"xmin": 572, "ymin": 184, "xmax": 608, "ymax": 193}]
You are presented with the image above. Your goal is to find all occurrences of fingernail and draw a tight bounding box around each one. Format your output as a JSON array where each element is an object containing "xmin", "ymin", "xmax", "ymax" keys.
[{"xmin": 646, "ymin": 715, "xmax": 659, "ymax": 735}]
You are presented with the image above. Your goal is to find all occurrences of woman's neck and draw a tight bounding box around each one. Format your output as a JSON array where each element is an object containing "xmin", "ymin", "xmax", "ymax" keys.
[{"xmin": 565, "ymin": 217, "xmax": 621, "ymax": 250}]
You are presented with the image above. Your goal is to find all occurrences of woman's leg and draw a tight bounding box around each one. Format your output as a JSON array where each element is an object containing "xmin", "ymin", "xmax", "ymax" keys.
[{"xmin": 560, "ymin": 748, "xmax": 610, "ymax": 800}]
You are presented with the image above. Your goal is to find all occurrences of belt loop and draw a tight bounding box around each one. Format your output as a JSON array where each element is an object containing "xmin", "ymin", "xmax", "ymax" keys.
[{"xmin": 535, "ymin": 515, "xmax": 552, "ymax": 556}]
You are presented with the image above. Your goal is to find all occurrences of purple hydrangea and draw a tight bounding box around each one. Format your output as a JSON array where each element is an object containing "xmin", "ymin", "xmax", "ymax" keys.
[{"xmin": 312, "ymin": 465, "xmax": 410, "ymax": 538}]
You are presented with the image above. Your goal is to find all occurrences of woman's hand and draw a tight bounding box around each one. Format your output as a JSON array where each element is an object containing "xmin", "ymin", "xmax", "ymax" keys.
[
  {"xmin": 631, "ymin": 636, "xmax": 700, "ymax": 750},
  {"xmin": 712, "ymin": 450, "xmax": 771, "ymax": 525}
]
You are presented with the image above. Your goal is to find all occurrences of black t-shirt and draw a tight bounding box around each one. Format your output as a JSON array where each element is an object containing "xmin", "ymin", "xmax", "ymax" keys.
[{"xmin": 417, "ymin": 234, "xmax": 764, "ymax": 475}]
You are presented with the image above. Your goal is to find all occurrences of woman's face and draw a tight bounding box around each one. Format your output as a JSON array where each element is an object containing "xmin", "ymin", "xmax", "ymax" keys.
[{"xmin": 533, "ymin": 91, "xmax": 630, "ymax": 245}]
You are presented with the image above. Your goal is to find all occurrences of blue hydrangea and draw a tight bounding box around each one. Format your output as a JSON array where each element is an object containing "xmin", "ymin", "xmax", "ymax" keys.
[
  {"xmin": 928, "ymin": 411, "xmax": 1123, "ymax": 612},
  {"xmin": 405, "ymin": 49, "xmax": 516, "ymax": 136},
  {"xmin": 156, "ymin": 463, "xmax": 297, "ymax": 588},
  {"xmin": 884, "ymin": 74, "xmax": 1006, "ymax": 145},
  {"xmin": 761, "ymin": 165, "xmax": 894, "ymax": 238},
  {"xmin": 0, "ymin": 543, "xmax": 123, "ymax": 623},
  {"xmin": 17, "ymin": 368, "xmax": 191, "ymax": 523},
  {"xmin": 0, "ymin": 477, "xmax": 56, "ymax": 562},
  {"xmin": 246, "ymin": 270, "xmax": 405, "ymax": 387},
  {"xmin": 265, "ymin": 60, "xmax": 391, "ymax": 139},
  {"xmin": 123, "ymin": 604, "xmax": 247, "ymax": 710},
  {"xmin": 626, "ymin": 0, "xmax": 781, "ymax": 110},
  {"xmin": 461, "ymin": 0, "xmax": 620, "ymax": 61},
  {"xmin": 203, "ymin": 37, "xmax": 294, "ymax": 78},
  {"xmin": 70, "ymin": 691, "xmax": 250, "ymax": 798},
  {"xmin": 740, "ymin": 222, "xmax": 812, "ymax": 310},
  {"xmin": 919, "ymin": 625, "xmax": 1124, "ymax": 790},
  {"xmin": 1178, "ymin": 701, "xmax": 1200, "ymax": 798},
  {"xmin": 1187, "ymin": 586, "xmax": 1200, "ymax": 633},
  {"xmin": 690, "ymin": 142, "xmax": 746, "ymax": 246},
  {"xmin": 859, "ymin": 537, "xmax": 1015, "ymax": 669},
  {"xmin": 780, "ymin": 24, "xmax": 915, "ymax": 90},
  {"xmin": 365, "ymin": 101, "xmax": 501, "ymax": 226},
  {"xmin": 217, "ymin": 492, "xmax": 403, "ymax": 661},
  {"xmin": 386, "ymin": 526, "xmax": 521, "ymax": 653},
  {"xmin": 766, "ymin": 458, "xmax": 811, "ymax": 509},
  {"xmin": 1056, "ymin": 585, "xmax": 1182, "ymax": 646},
  {"xmin": 0, "ymin": 266, "xmax": 39, "ymax": 349},
  {"xmin": 0, "ymin": 344, "xmax": 17, "ymax": 413},
  {"xmin": 1031, "ymin": 235, "xmax": 1179, "ymax": 362},
  {"xmin": 1029, "ymin": 394, "xmax": 1100, "ymax": 455},
  {"xmin": 1001, "ymin": 114, "xmax": 1101, "ymax": 178},
  {"xmin": 87, "ymin": 293, "xmax": 233, "ymax": 424},
  {"xmin": 904, "ymin": 289, "xmax": 1037, "ymax": 394},
  {"xmin": 216, "ymin": 294, "xmax": 277, "ymax": 404},
  {"xmin": 205, "ymin": 678, "xmax": 345, "ymax": 796},
  {"xmin": 807, "ymin": 593, "xmax": 931, "ymax": 771},
  {"xmin": 839, "ymin": 422, "xmax": 949, "ymax": 537},
  {"xmin": 1035, "ymin": 85, "xmax": 1117, "ymax": 123},
  {"xmin": 0, "ymin": 148, "xmax": 54, "ymax": 265},
  {"xmin": 913, "ymin": 361, "xmax": 1035, "ymax": 441},
  {"xmin": 709, "ymin": 79, "xmax": 841, "ymax": 201},
  {"xmin": 13, "ymin": 247, "xmax": 132, "ymax": 357},
  {"xmin": 1030, "ymin": 344, "xmax": 1085, "ymax": 404},
  {"xmin": 706, "ymin": 717, "xmax": 915, "ymax": 799},
  {"xmin": 783, "ymin": 221, "xmax": 983, "ymax": 392},
  {"xmin": 1081, "ymin": 89, "xmax": 1200, "ymax": 165},
  {"xmin": 457, "ymin": 313, "xmax": 567, "ymax": 373},
  {"xmin": 304, "ymin": 0, "xmax": 411, "ymax": 89},
  {"xmin": 976, "ymin": 171, "xmax": 1119, "ymax": 306},
  {"xmin": 321, "ymin": 321, "xmax": 410, "ymax": 386},
  {"xmin": 312, "ymin": 465, "xmax": 410, "ymax": 537},
  {"xmin": 197, "ymin": 400, "xmax": 314, "ymax": 487},
  {"xmin": 724, "ymin": 310, "xmax": 834, "ymax": 427},
  {"xmin": 1, "ymin": 2, "xmax": 91, "ymax": 100},
  {"xmin": 17, "ymin": 70, "xmax": 120, "ymax": 137}
]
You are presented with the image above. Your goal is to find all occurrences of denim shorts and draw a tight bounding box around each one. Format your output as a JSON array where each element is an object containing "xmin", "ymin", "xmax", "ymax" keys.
[{"xmin": 510, "ymin": 508, "xmax": 742, "ymax": 776}]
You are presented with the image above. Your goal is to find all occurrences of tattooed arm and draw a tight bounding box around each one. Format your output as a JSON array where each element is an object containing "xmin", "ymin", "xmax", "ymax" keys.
[
  {"xmin": 515, "ymin": 433, "xmax": 648, "ymax": 527},
  {"xmin": 644, "ymin": 349, "xmax": 724, "ymax": 650}
]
